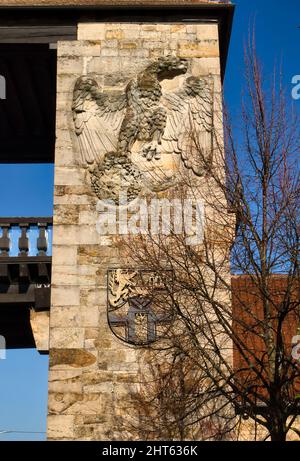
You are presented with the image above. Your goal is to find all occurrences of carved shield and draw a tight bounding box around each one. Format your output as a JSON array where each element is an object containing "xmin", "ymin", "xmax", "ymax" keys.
[{"xmin": 107, "ymin": 269, "xmax": 174, "ymax": 346}]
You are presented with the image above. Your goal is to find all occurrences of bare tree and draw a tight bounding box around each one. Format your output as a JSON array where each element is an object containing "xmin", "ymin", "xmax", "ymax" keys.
[
  {"xmin": 120, "ymin": 40, "xmax": 300, "ymax": 441},
  {"xmin": 126, "ymin": 350, "xmax": 238, "ymax": 441}
]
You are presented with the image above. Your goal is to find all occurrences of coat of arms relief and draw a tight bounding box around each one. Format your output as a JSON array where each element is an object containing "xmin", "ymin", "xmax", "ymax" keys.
[
  {"xmin": 107, "ymin": 269, "xmax": 173, "ymax": 346},
  {"xmin": 72, "ymin": 55, "xmax": 214, "ymax": 204}
]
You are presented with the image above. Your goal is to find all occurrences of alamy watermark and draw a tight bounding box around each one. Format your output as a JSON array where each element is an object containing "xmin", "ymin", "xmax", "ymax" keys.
[
  {"xmin": 0, "ymin": 75, "xmax": 6, "ymax": 100},
  {"xmin": 291, "ymin": 75, "xmax": 300, "ymax": 100},
  {"xmin": 96, "ymin": 192, "xmax": 204, "ymax": 246},
  {"xmin": 0, "ymin": 335, "xmax": 6, "ymax": 360}
]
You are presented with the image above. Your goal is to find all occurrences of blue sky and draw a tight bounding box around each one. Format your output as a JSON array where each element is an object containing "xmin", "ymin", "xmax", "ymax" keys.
[
  {"xmin": 225, "ymin": 0, "xmax": 300, "ymax": 112},
  {"xmin": 0, "ymin": 0, "xmax": 299, "ymax": 441},
  {"xmin": 0, "ymin": 166, "xmax": 53, "ymax": 441}
]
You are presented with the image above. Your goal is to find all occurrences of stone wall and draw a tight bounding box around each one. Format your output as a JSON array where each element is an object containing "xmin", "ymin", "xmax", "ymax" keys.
[{"xmin": 47, "ymin": 21, "xmax": 225, "ymax": 441}]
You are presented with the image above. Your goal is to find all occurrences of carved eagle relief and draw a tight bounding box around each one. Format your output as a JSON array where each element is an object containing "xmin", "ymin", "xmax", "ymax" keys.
[{"xmin": 72, "ymin": 56, "xmax": 214, "ymax": 202}]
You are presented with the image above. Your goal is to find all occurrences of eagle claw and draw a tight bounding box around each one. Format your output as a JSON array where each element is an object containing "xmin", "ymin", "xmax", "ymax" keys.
[{"xmin": 142, "ymin": 144, "xmax": 161, "ymax": 161}]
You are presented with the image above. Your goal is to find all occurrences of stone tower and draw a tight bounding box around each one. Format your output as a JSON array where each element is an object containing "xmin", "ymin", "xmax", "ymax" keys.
[{"xmin": 41, "ymin": 1, "xmax": 234, "ymax": 440}]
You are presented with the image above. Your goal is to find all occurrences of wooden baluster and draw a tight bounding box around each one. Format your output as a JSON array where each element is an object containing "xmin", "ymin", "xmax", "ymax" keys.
[
  {"xmin": 37, "ymin": 223, "xmax": 48, "ymax": 256},
  {"xmin": 0, "ymin": 224, "xmax": 10, "ymax": 256},
  {"xmin": 18, "ymin": 223, "xmax": 29, "ymax": 256}
]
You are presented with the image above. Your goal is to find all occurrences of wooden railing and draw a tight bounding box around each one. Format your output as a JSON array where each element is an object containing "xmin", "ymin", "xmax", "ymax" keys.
[
  {"xmin": 0, "ymin": 218, "xmax": 53, "ymax": 348},
  {"xmin": 0, "ymin": 217, "xmax": 52, "ymax": 318},
  {"xmin": 0, "ymin": 217, "xmax": 53, "ymax": 258}
]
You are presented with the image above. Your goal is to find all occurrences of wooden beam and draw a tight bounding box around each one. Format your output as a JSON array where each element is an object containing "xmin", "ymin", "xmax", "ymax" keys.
[
  {"xmin": 0, "ymin": 217, "xmax": 53, "ymax": 225},
  {"xmin": 0, "ymin": 264, "xmax": 10, "ymax": 283},
  {"xmin": 0, "ymin": 283, "xmax": 51, "ymax": 309},
  {"xmin": 0, "ymin": 26, "xmax": 77, "ymax": 44},
  {"xmin": 0, "ymin": 283, "xmax": 35, "ymax": 303},
  {"xmin": 0, "ymin": 259, "xmax": 51, "ymax": 284},
  {"xmin": 0, "ymin": 256, "xmax": 52, "ymax": 263},
  {"xmin": 34, "ymin": 286, "xmax": 51, "ymax": 312}
]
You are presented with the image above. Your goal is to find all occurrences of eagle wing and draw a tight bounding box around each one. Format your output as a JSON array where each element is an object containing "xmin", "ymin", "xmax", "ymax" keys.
[
  {"xmin": 72, "ymin": 76, "xmax": 127, "ymax": 166},
  {"xmin": 162, "ymin": 75, "xmax": 214, "ymax": 176}
]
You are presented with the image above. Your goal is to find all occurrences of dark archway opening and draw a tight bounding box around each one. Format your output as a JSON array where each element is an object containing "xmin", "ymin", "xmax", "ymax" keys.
[{"xmin": 0, "ymin": 44, "xmax": 57, "ymax": 163}]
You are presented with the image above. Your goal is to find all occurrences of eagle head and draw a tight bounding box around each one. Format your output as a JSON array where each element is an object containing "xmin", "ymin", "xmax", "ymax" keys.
[
  {"xmin": 74, "ymin": 75, "xmax": 99, "ymax": 92},
  {"xmin": 147, "ymin": 55, "xmax": 188, "ymax": 81}
]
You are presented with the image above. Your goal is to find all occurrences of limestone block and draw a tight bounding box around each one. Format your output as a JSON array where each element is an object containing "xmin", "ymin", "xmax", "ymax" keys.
[
  {"xmin": 51, "ymin": 225, "xmax": 78, "ymax": 246},
  {"xmin": 141, "ymin": 25, "xmax": 157, "ymax": 31},
  {"xmin": 55, "ymin": 111, "xmax": 73, "ymax": 131},
  {"xmin": 108, "ymin": 362, "xmax": 140, "ymax": 373},
  {"xmin": 74, "ymin": 423, "xmax": 107, "ymax": 440},
  {"xmin": 54, "ymin": 147, "xmax": 76, "ymax": 167},
  {"xmin": 53, "ymin": 205, "xmax": 80, "ymax": 226},
  {"xmin": 186, "ymin": 25, "xmax": 197, "ymax": 34},
  {"xmin": 196, "ymin": 24, "xmax": 219, "ymax": 41},
  {"xmin": 50, "ymin": 306, "xmax": 82, "ymax": 328},
  {"xmin": 134, "ymin": 49, "xmax": 150, "ymax": 58},
  {"xmin": 101, "ymin": 48, "xmax": 119, "ymax": 57},
  {"xmin": 115, "ymin": 372, "xmax": 140, "ymax": 383},
  {"xmin": 58, "ymin": 41, "xmax": 101, "ymax": 57},
  {"xmin": 83, "ymin": 381, "xmax": 114, "ymax": 394},
  {"xmin": 30, "ymin": 310, "xmax": 50, "ymax": 353},
  {"xmin": 78, "ymin": 245, "xmax": 119, "ymax": 265},
  {"xmin": 57, "ymin": 56, "xmax": 84, "ymax": 74},
  {"xmin": 51, "ymin": 286, "xmax": 80, "ymax": 306},
  {"xmin": 55, "ymin": 167, "xmax": 85, "ymax": 187},
  {"xmin": 140, "ymin": 30, "xmax": 158, "ymax": 39},
  {"xmin": 54, "ymin": 186, "xmax": 93, "ymax": 206},
  {"xmin": 48, "ymin": 392, "xmax": 103, "ymax": 415},
  {"xmin": 105, "ymin": 30, "xmax": 125, "ymax": 40},
  {"xmin": 113, "ymin": 382, "xmax": 138, "ymax": 398},
  {"xmin": 80, "ymin": 287, "xmax": 107, "ymax": 308},
  {"xmin": 191, "ymin": 57, "xmax": 221, "ymax": 76},
  {"xmin": 170, "ymin": 24, "xmax": 185, "ymax": 34},
  {"xmin": 78, "ymin": 210, "xmax": 99, "ymax": 226},
  {"xmin": 121, "ymin": 29, "xmax": 141, "ymax": 40},
  {"xmin": 82, "ymin": 305, "xmax": 99, "ymax": 327},
  {"xmin": 93, "ymin": 335, "xmax": 112, "ymax": 350},
  {"xmin": 63, "ymin": 183, "xmax": 92, "ymax": 198},
  {"xmin": 78, "ymin": 23, "xmax": 106, "ymax": 41},
  {"xmin": 57, "ymin": 74, "xmax": 79, "ymax": 94},
  {"xmin": 84, "ymin": 328, "xmax": 99, "ymax": 340},
  {"xmin": 52, "ymin": 245, "xmax": 77, "ymax": 267},
  {"xmin": 54, "ymin": 128, "xmax": 73, "ymax": 150},
  {"xmin": 56, "ymin": 91, "xmax": 73, "ymax": 108},
  {"xmin": 78, "ymin": 225, "xmax": 113, "ymax": 245},
  {"xmin": 56, "ymin": 265, "xmax": 100, "ymax": 287},
  {"xmin": 47, "ymin": 415, "xmax": 75, "ymax": 440},
  {"xmin": 87, "ymin": 57, "xmax": 121, "ymax": 74},
  {"xmin": 48, "ymin": 369, "xmax": 83, "ymax": 394},
  {"xmin": 105, "ymin": 39, "xmax": 119, "ymax": 49},
  {"xmin": 50, "ymin": 348, "xmax": 97, "ymax": 369},
  {"xmin": 51, "ymin": 266, "xmax": 79, "ymax": 286},
  {"xmin": 178, "ymin": 41, "xmax": 219, "ymax": 59},
  {"xmin": 50, "ymin": 327, "xmax": 85, "ymax": 348},
  {"xmin": 82, "ymin": 371, "xmax": 114, "ymax": 385},
  {"xmin": 143, "ymin": 41, "xmax": 164, "ymax": 49},
  {"xmin": 119, "ymin": 41, "xmax": 138, "ymax": 50}
]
